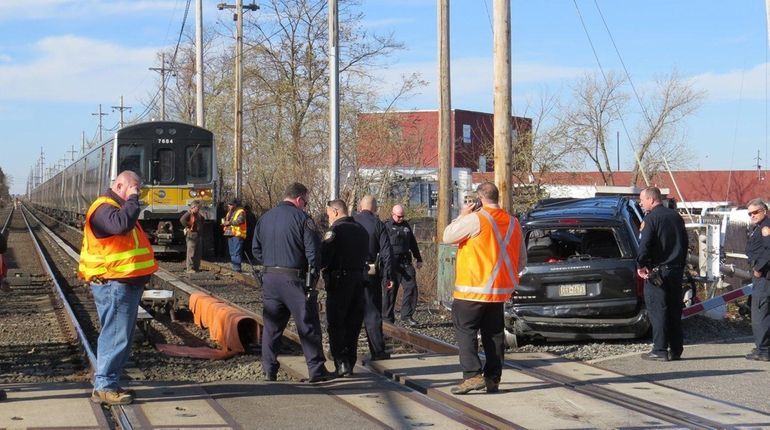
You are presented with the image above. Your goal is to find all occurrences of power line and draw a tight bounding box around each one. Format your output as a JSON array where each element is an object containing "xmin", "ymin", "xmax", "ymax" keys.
[
  {"xmin": 135, "ymin": 0, "xmax": 192, "ymax": 122},
  {"xmin": 572, "ymin": 0, "xmax": 648, "ymax": 184}
]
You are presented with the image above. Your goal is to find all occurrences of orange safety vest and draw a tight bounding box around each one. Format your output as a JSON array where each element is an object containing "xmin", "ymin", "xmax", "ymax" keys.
[
  {"xmin": 78, "ymin": 196, "xmax": 158, "ymax": 282},
  {"xmin": 453, "ymin": 207, "xmax": 522, "ymax": 303},
  {"xmin": 228, "ymin": 208, "xmax": 247, "ymax": 239}
]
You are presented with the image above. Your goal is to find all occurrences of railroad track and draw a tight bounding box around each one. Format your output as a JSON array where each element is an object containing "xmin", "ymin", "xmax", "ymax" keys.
[
  {"xmin": 22, "ymin": 203, "xmax": 770, "ymax": 429},
  {"xmin": 11, "ymin": 206, "xmax": 270, "ymax": 428},
  {"xmin": 0, "ymin": 206, "xmax": 118, "ymax": 426}
]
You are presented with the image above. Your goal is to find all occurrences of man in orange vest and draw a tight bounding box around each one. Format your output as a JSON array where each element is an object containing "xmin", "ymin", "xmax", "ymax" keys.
[
  {"xmin": 442, "ymin": 182, "xmax": 526, "ymax": 395},
  {"xmin": 78, "ymin": 170, "xmax": 158, "ymax": 405},
  {"xmin": 222, "ymin": 198, "xmax": 247, "ymax": 272}
]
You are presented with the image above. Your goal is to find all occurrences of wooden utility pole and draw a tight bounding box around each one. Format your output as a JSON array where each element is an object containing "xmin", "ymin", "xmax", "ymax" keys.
[
  {"xmin": 234, "ymin": 0, "xmax": 244, "ymax": 199},
  {"xmin": 195, "ymin": 0, "xmax": 205, "ymax": 127},
  {"xmin": 493, "ymin": 0, "xmax": 512, "ymax": 211},
  {"xmin": 218, "ymin": 0, "xmax": 258, "ymax": 199},
  {"xmin": 329, "ymin": 0, "xmax": 340, "ymax": 200},
  {"xmin": 437, "ymin": 0, "xmax": 452, "ymax": 240}
]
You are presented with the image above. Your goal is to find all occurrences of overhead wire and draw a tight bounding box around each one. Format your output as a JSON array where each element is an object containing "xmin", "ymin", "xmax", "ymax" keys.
[
  {"xmin": 572, "ymin": 0, "xmax": 648, "ymax": 184},
  {"xmin": 134, "ymin": 0, "xmax": 193, "ymax": 123}
]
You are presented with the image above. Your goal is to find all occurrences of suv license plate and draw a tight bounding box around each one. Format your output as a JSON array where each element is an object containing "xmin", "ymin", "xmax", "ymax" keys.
[{"xmin": 559, "ymin": 283, "xmax": 586, "ymax": 297}]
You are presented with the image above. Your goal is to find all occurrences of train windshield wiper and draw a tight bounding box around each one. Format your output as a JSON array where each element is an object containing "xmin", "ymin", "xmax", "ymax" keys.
[{"xmin": 188, "ymin": 144, "xmax": 200, "ymax": 163}]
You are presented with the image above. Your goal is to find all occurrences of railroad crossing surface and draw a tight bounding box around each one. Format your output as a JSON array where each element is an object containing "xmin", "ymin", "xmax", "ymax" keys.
[{"xmin": 2, "ymin": 341, "xmax": 769, "ymax": 429}]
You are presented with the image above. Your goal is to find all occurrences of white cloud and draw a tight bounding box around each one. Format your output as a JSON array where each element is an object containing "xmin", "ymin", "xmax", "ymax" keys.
[
  {"xmin": 689, "ymin": 63, "xmax": 767, "ymax": 102},
  {"xmin": 0, "ymin": 35, "xmax": 160, "ymax": 103},
  {"xmin": 373, "ymin": 57, "xmax": 588, "ymax": 109},
  {"xmin": 0, "ymin": 54, "xmax": 12, "ymax": 63}
]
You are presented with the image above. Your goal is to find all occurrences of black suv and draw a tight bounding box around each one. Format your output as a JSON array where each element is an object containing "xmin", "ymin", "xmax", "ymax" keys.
[{"xmin": 505, "ymin": 196, "xmax": 649, "ymax": 345}]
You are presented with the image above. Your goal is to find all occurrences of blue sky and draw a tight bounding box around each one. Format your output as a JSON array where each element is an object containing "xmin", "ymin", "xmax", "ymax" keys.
[{"xmin": 1, "ymin": 0, "xmax": 768, "ymax": 195}]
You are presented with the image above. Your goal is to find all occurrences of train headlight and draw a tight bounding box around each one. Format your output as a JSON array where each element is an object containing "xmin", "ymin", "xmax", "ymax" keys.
[{"xmin": 189, "ymin": 190, "xmax": 197, "ymax": 197}]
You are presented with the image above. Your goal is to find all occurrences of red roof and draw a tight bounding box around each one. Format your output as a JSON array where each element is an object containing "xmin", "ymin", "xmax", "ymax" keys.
[{"xmin": 472, "ymin": 170, "xmax": 769, "ymax": 205}]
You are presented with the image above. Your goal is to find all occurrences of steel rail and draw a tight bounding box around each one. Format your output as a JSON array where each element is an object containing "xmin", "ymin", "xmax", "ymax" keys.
[
  {"xmin": 20, "ymin": 206, "xmax": 97, "ymax": 367},
  {"xmin": 21, "ymin": 205, "xmax": 134, "ymax": 429},
  {"xmin": 1, "ymin": 204, "xmax": 12, "ymax": 235},
  {"xmin": 382, "ymin": 322, "xmax": 732, "ymax": 430}
]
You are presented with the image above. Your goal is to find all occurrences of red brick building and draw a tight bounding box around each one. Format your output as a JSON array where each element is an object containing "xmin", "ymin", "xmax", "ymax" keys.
[
  {"xmin": 357, "ymin": 109, "xmax": 532, "ymax": 172},
  {"xmin": 472, "ymin": 170, "xmax": 769, "ymax": 205}
]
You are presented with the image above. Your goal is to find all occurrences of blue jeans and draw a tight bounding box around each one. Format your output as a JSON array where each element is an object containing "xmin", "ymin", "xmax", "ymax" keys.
[
  {"xmin": 228, "ymin": 236, "xmax": 243, "ymax": 271},
  {"xmin": 91, "ymin": 280, "xmax": 144, "ymax": 391}
]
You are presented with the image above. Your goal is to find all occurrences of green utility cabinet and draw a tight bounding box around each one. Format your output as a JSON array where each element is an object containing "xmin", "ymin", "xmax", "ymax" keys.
[{"xmin": 437, "ymin": 243, "xmax": 458, "ymax": 309}]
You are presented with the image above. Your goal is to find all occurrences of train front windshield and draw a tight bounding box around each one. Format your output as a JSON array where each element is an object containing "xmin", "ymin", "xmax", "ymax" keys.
[{"xmin": 115, "ymin": 123, "xmax": 214, "ymax": 185}]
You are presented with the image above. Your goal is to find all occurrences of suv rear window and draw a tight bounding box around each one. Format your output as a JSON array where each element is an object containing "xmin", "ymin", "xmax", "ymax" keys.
[{"xmin": 526, "ymin": 227, "xmax": 623, "ymax": 263}]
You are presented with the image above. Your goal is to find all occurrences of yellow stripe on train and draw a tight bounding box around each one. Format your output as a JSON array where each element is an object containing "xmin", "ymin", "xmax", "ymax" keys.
[{"xmin": 140, "ymin": 187, "xmax": 214, "ymax": 207}]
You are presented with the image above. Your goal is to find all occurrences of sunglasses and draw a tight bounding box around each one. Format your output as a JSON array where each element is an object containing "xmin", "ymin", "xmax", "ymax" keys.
[{"xmin": 749, "ymin": 209, "xmax": 765, "ymax": 216}]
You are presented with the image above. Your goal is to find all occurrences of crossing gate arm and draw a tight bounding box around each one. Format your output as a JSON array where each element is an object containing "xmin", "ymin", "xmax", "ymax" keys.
[{"xmin": 682, "ymin": 284, "xmax": 753, "ymax": 319}]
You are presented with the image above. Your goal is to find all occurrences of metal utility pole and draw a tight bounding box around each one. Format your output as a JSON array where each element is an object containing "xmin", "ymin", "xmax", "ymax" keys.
[
  {"xmin": 66, "ymin": 145, "xmax": 77, "ymax": 162},
  {"xmin": 111, "ymin": 96, "xmax": 132, "ymax": 129},
  {"xmin": 756, "ymin": 149, "xmax": 763, "ymax": 180},
  {"xmin": 329, "ymin": 0, "xmax": 340, "ymax": 199},
  {"xmin": 81, "ymin": 131, "xmax": 86, "ymax": 153},
  {"xmin": 37, "ymin": 148, "xmax": 44, "ymax": 187},
  {"xmin": 149, "ymin": 53, "xmax": 172, "ymax": 121},
  {"xmin": 91, "ymin": 104, "xmax": 107, "ymax": 143},
  {"xmin": 493, "ymin": 0, "xmax": 512, "ymax": 212},
  {"xmin": 218, "ymin": 1, "xmax": 258, "ymax": 199},
  {"xmin": 437, "ymin": 0, "xmax": 452, "ymax": 240},
  {"xmin": 196, "ymin": 0, "xmax": 205, "ymax": 127}
]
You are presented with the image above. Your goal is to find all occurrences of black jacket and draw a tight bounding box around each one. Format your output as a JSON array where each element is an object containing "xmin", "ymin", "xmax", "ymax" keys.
[
  {"xmin": 637, "ymin": 204, "xmax": 688, "ymax": 269},
  {"xmin": 320, "ymin": 216, "xmax": 368, "ymax": 272},
  {"xmin": 746, "ymin": 217, "xmax": 770, "ymax": 275},
  {"xmin": 384, "ymin": 219, "xmax": 422, "ymax": 263},
  {"xmin": 253, "ymin": 201, "xmax": 320, "ymax": 270},
  {"xmin": 353, "ymin": 210, "xmax": 394, "ymax": 280}
]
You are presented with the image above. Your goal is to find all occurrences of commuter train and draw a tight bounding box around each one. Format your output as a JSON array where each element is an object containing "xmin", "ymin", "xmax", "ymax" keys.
[{"xmin": 29, "ymin": 121, "xmax": 217, "ymax": 253}]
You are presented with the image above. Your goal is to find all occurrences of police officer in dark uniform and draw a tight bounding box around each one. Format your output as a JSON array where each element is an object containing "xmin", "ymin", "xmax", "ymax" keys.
[
  {"xmin": 744, "ymin": 198, "xmax": 770, "ymax": 361},
  {"xmin": 353, "ymin": 195, "xmax": 393, "ymax": 360},
  {"xmin": 252, "ymin": 182, "xmax": 335, "ymax": 382},
  {"xmin": 637, "ymin": 186, "xmax": 689, "ymax": 362},
  {"xmin": 321, "ymin": 199, "xmax": 369, "ymax": 376},
  {"xmin": 384, "ymin": 204, "xmax": 423, "ymax": 326}
]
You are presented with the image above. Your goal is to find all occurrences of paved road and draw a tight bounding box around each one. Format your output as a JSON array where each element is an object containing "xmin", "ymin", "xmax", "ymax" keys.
[{"xmin": 592, "ymin": 336, "xmax": 770, "ymax": 415}]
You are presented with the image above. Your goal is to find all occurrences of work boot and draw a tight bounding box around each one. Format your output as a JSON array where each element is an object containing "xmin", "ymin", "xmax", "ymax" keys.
[
  {"xmin": 484, "ymin": 376, "xmax": 500, "ymax": 393},
  {"xmin": 116, "ymin": 387, "xmax": 136, "ymax": 396},
  {"xmin": 308, "ymin": 368, "xmax": 336, "ymax": 383},
  {"xmin": 369, "ymin": 352, "xmax": 391, "ymax": 361},
  {"xmin": 450, "ymin": 374, "xmax": 485, "ymax": 395},
  {"xmin": 91, "ymin": 389, "xmax": 133, "ymax": 405}
]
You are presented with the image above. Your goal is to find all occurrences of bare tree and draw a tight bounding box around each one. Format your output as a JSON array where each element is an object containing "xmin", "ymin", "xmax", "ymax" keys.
[
  {"xmin": 560, "ymin": 70, "xmax": 703, "ymax": 187},
  {"xmin": 630, "ymin": 70, "xmax": 704, "ymax": 185},
  {"xmin": 234, "ymin": 0, "xmax": 403, "ymax": 213},
  {"xmin": 562, "ymin": 71, "xmax": 628, "ymax": 186},
  {"xmin": 0, "ymin": 167, "xmax": 10, "ymax": 200}
]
